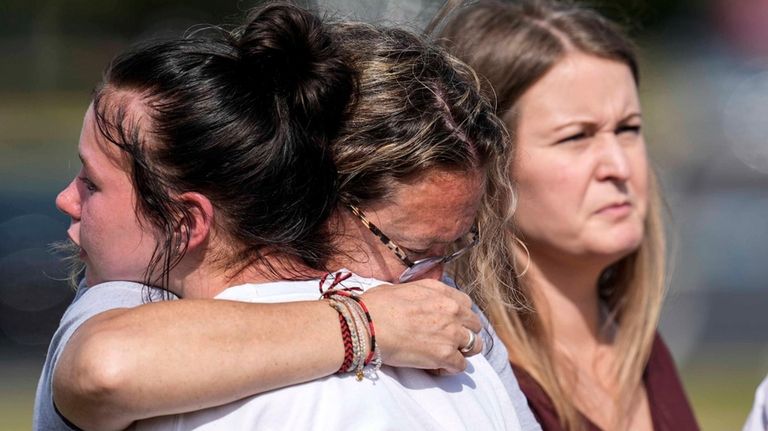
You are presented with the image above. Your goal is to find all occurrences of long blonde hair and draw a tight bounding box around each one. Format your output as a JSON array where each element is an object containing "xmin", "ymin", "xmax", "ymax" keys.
[{"xmin": 440, "ymin": 1, "xmax": 667, "ymax": 429}]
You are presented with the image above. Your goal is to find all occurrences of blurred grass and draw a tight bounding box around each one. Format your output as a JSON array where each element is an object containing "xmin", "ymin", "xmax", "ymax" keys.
[
  {"xmin": 681, "ymin": 344, "xmax": 768, "ymax": 431},
  {"xmin": 0, "ymin": 359, "xmax": 42, "ymax": 431}
]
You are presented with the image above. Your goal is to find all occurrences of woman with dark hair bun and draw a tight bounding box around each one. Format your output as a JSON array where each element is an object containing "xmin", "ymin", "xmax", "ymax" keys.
[{"xmin": 35, "ymin": 2, "xmax": 534, "ymax": 430}]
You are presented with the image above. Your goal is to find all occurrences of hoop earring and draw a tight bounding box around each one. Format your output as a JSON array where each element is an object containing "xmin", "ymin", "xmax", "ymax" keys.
[{"xmin": 512, "ymin": 235, "xmax": 531, "ymax": 278}]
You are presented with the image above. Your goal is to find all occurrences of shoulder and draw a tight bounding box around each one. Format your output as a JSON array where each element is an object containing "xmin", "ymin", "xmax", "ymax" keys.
[
  {"xmin": 442, "ymin": 277, "xmax": 542, "ymax": 431},
  {"xmin": 510, "ymin": 363, "xmax": 571, "ymax": 431},
  {"xmin": 645, "ymin": 332, "xmax": 684, "ymax": 379},
  {"xmin": 47, "ymin": 280, "xmax": 169, "ymax": 366},
  {"xmin": 645, "ymin": 332, "xmax": 700, "ymax": 431},
  {"xmin": 48, "ymin": 280, "xmax": 170, "ymax": 383},
  {"xmin": 33, "ymin": 281, "xmax": 168, "ymax": 429},
  {"xmin": 59, "ymin": 281, "xmax": 170, "ymax": 328}
]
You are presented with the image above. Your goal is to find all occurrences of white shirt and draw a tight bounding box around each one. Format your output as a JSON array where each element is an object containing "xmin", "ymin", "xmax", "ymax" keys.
[
  {"xmin": 745, "ymin": 375, "xmax": 768, "ymax": 431},
  {"xmin": 133, "ymin": 272, "xmax": 522, "ymax": 430}
]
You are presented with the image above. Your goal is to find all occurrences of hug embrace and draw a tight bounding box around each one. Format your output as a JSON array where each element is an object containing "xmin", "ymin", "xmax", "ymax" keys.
[{"xmin": 34, "ymin": 1, "xmax": 700, "ymax": 431}]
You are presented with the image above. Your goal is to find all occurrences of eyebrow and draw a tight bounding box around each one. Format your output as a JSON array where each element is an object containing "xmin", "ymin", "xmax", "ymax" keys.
[
  {"xmin": 397, "ymin": 227, "xmax": 474, "ymax": 249},
  {"xmin": 551, "ymin": 112, "xmax": 643, "ymax": 132},
  {"xmin": 78, "ymin": 153, "xmax": 94, "ymax": 175}
]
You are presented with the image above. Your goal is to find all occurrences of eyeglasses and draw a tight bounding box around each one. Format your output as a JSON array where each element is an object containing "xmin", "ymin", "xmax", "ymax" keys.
[{"xmin": 346, "ymin": 203, "xmax": 479, "ymax": 283}]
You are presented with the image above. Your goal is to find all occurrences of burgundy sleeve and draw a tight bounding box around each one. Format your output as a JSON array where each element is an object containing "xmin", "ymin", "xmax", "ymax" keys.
[
  {"xmin": 645, "ymin": 333, "xmax": 701, "ymax": 431},
  {"xmin": 511, "ymin": 364, "xmax": 600, "ymax": 431}
]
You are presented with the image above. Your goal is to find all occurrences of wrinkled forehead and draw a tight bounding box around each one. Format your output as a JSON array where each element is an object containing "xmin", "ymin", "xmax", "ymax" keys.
[
  {"xmin": 368, "ymin": 168, "xmax": 485, "ymax": 242},
  {"xmin": 396, "ymin": 168, "xmax": 485, "ymax": 211}
]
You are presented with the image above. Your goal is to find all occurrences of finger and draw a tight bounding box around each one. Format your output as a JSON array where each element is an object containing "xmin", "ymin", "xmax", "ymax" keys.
[
  {"xmin": 459, "ymin": 328, "xmax": 475, "ymax": 352},
  {"xmin": 434, "ymin": 343, "xmax": 468, "ymax": 374},
  {"xmin": 439, "ymin": 354, "xmax": 467, "ymax": 374},
  {"xmin": 462, "ymin": 332, "xmax": 484, "ymax": 357},
  {"xmin": 462, "ymin": 311, "xmax": 482, "ymax": 334}
]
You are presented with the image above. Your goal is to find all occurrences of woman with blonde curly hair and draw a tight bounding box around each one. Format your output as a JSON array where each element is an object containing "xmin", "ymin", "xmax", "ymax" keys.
[{"xmin": 439, "ymin": 1, "xmax": 698, "ymax": 430}]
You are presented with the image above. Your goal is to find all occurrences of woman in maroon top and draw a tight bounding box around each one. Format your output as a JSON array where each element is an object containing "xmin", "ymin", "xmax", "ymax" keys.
[{"xmin": 439, "ymin": 1, "xmax": 699, "ymax": 430}]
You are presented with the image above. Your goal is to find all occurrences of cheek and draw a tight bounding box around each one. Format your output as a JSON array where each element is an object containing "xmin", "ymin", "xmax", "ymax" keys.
[
  {"xmin": 81, "ymin": 200, "xmax": 155, "ymax": 265},
  {"xmin": 77, "ymin": 203, "xmax": 99, "ymax": 245},
  {"xmin": 513, "ymin": 158, "xmax": 584, "ymax": 227}
]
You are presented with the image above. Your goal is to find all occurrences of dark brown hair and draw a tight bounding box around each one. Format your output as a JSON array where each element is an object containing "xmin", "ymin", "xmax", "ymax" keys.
[{"xmin": 92, "ymin": 2, "xmax": 354, "ymax": 292}]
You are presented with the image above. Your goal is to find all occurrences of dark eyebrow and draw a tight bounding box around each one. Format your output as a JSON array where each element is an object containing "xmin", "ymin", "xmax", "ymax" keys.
[
  {"xmin": 551, "ymin": 121, "xmax": 599, "ymax": 138},
  {"xmin": 552, "ymin": 112, "xmax": 643, "ymax": 132},
  {"xmin": 552, "ymin": 121, "xmax": 593, "ymax": 132}
]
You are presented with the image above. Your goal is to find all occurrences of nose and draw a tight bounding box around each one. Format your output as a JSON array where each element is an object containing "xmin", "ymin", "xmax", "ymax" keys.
[
  {"xmin": 595, "ymin": 134, "xmax": 631, "ymax": 182},
  {"xmin": 56, "ymin": 179, "xmax": 81, "ymax": 220}
]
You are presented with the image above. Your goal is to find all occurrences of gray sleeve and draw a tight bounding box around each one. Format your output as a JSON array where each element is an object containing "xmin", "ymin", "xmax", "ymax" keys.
[
  {"xmin": 441, "ymin": 275, "xmax": 541, "ymax": 431},
  {"xmin": 475, "ymin": 306, "xmax": 542, "ymax": 431},
  {"xmin": 33, "ymin": 281, "xmax": 171, "ymax": 431}
]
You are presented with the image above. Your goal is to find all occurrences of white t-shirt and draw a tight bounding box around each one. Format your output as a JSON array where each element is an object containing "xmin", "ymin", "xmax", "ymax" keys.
[
  {"xmin": 133, "ymin": 272, "xmax": 523, "ymax": 430},
  {"xmin": 745, "ymin": 375, "xmax": 768, "ymax": 431}
]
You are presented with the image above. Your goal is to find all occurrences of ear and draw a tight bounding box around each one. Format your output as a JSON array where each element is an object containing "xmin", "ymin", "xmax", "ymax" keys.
[{"xmin": 178, "ymin": 192, "xmax": 215, "ymax": 252}]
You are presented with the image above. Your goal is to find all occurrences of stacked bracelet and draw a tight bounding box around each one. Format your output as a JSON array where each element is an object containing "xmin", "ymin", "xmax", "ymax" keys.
[
  {"xmin": 321, "ymin": 271, "xmax": 382, "ymax": 381},
  {"xmin": 335, "ymin": 309, "xmax": 354, "ymax": 373}
]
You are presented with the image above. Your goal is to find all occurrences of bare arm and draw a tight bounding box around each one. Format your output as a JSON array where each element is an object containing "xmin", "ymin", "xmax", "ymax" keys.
[{"xmin": 53, "ymin": 279, "xmax": 481, "ymax": 431}]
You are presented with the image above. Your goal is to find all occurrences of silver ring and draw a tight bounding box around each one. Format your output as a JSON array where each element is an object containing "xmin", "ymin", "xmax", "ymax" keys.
[{"xmin": 459, "ymin": 329, "xmax": 477, "ymax": 354}]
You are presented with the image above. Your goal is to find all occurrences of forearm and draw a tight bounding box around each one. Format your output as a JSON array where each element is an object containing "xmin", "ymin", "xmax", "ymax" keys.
[
  {"xmin": 53, "ymin": 299, "xmax": 342, "ymax": 430},
  {"xmin": 52, "ymin": 279, "xmax": 482, "ymax": 430}
]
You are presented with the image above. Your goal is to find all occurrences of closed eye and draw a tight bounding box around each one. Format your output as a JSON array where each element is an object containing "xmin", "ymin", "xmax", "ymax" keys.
[
  {"xmin": 555, "ymin": 132, "xmax": 590, "ymax": 144},
  {"xmin": 616, "ymin": 124, "xmax": 642, "ymax": 134},
  {"xmin": 78, "ymin": 176, "xmax": 98, "ymax": 192}
]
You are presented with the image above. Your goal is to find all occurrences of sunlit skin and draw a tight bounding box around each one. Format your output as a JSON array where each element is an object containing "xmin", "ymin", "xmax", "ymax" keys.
[
  {"xmin": 513, "ymin": 52, "xmax": 648, "ymax": 271},
  {"xmin": 56, "ymin": 103, "xmax": 159, "ymax": 287},
  {"xmin": 334, "ymin": 169, "xmax": 485, "ymax": 284},
  {"xmin": 512, "ymin": 52, "xmax": 652, "ymax": 431},
  {"xmin": 55, "ymin": 99, "xmax": 488, "ymax": 301}
]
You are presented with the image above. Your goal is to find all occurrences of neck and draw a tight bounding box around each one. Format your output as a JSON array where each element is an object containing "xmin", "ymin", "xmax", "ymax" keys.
[
  {"xmin": 524, "ymin": 246, "xmax": 610, "ymax": 350},
  {"xmin": 169, "ymin": 241, "xmax": 320, "ymax": 299}
]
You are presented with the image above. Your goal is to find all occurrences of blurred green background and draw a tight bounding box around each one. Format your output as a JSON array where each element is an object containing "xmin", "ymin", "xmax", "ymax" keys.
[{"xmin": 3, "ymin": 0, "xmax": 768, "ymax": 430}]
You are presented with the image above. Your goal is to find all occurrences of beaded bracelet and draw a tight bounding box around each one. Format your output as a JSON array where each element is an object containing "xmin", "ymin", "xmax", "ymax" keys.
[
  {"xmin": 332, "ymin": 303, "xmax": 354, "ymax": 373},
  {"xmin": 320, "ymin": 271, "xmax": 382, "ymax": 380}
]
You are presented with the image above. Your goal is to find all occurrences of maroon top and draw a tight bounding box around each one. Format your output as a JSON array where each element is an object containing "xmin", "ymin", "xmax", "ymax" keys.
[{"xmin": 512, "ymin": 333, "xmax": 700, "ymax": 431}]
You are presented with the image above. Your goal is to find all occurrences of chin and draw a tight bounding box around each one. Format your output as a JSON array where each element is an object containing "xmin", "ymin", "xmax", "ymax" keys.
[
  {"xmin": 599, "ymin": 237, "xmax": 643, "ymax": 263},
  {"xmin": 589, "ymin": 225, "xmax": 644, "ymax": 262}
]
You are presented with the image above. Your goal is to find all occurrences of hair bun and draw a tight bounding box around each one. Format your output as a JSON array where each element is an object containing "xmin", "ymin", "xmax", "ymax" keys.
[{"xmin": 237, "ymin": 2, "xmax": 353, "ymax": 135}]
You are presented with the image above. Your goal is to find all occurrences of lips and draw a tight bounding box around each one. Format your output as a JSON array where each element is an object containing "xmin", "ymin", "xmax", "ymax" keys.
[
  {"xmin": 66, "ymin": 230, "xmax": 86, "ymax": 258},
  {"xmin": 595, "ymin": 201, "xmax": 632, "ymax": 217}
]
